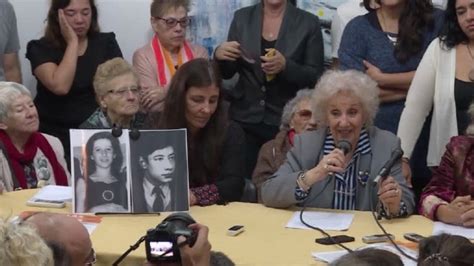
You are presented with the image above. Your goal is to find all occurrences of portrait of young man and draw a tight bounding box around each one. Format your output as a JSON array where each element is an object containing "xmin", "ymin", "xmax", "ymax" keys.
[{"xmin": 131, "ymin": 130, "xmax": 189, "ymax": 213}]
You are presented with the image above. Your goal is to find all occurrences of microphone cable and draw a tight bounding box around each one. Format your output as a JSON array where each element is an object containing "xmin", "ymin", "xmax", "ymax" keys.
[
  {"xmin": 369, "ymin": 182, "xmax": 417, "ymax": 262},
  {"xmin": 298, "ymin": 177, "xmax": 354, "ymax": 253}
]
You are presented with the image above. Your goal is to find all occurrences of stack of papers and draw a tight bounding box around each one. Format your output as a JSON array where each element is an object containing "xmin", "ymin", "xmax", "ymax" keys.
[
  {"xmin": 286, "ymin": 211, "xmax": 354, "ymax": 231},
  {"xmin": 31, "ymin": 185, "xmax": 73, "ymax": 202}
]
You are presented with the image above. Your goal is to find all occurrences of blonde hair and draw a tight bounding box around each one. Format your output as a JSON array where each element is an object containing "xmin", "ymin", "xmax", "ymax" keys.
[
  {"xmin": 0, "ymin": 218, "xmax": 53, "ymax": 266},
  {"xmin": 93, "ymin": 57, "xmax": 137, "ymax": 98}
]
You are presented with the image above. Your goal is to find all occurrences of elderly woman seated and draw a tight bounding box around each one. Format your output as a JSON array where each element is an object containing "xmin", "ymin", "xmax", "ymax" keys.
[
  {"xmin": 80, "ymin": 58, "xmax": 145, "ymax": 129},
  {"xmin": 261, "ymin": 70, "xmax": 414, "ymax": 217},
  {"xmin": 0, "ymin": 82, "xmax": 68, "ymax": 192},
  {"xmin": 419, "ymin": 102, "xmax": 474, "ymax": 227},
  {"xmin": 252, "ymin": 89, "xmax": 317, "ymax": 201}
]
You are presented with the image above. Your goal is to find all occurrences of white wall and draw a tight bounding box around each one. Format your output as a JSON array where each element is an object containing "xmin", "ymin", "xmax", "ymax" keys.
[{"xmin": 11, "ymin": 0, "xmax": 154, "ymax": 95}]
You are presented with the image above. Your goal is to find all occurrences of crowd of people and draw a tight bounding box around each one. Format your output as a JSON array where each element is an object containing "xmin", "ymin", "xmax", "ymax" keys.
[{"xmin": 1, "ymin": 0, "xmax": 474, "ymax": 264}]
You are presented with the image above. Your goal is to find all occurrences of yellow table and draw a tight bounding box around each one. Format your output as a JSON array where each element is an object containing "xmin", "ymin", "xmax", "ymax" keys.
[{"xmin": 0, "ymin": 190, "xmax": 433, "ymax": 265}]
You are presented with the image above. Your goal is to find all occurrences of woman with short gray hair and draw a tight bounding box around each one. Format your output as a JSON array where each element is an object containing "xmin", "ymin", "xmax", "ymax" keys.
[
  {"xmin": 252, "ymin": 89, "xmax": 317, "ymax": 201},
  {"xmin": 0, "ymin": 82, "xmax": 68, "ymax": 193},
  {"xmin": 261, "ymin": 70, "xmax": 414, "ymax": 217}
]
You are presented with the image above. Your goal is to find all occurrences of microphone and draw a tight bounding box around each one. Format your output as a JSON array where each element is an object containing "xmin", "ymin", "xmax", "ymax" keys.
[
  {"xmin": 373, "ymin": 148, "xmax": 403, "ymax": 184},
  {"xmin": 336, "ymin": 139, "xmax": 352, "ymax": 155}
]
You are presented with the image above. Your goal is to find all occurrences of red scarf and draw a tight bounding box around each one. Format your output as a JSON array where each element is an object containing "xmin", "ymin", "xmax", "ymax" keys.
[
  {"xmin": 288, "ymin": 129, "xmax": 296, "ymax": 146},
  {"xmin": 0, "ymin": 131, "xmax": 68, "ymax": 189},
  {"xmin": 151, "ymin": 35, "xmax": 194, "ymax": 86}
]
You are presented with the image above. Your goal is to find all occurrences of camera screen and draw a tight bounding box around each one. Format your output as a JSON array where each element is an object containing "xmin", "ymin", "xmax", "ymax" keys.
[{"xmin": 149, "ymin": 241, "xmax": 173, "ymax": 257}]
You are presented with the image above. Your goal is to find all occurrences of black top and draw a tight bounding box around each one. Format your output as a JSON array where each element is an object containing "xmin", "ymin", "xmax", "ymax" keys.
[
  {"xmin": 455, "ymin": 78, "xmax": 474, "ymax": 135},
  {"xmin": 189, "ymin": 121, "xmax": 247, "ymax": 202},
  {"xmin": 26, "ymin": 32, "xmax": 123, "ymax": 127},
  {"xmin": 86, "ymin": 175, "xmax": 128, "ymax": 212}
]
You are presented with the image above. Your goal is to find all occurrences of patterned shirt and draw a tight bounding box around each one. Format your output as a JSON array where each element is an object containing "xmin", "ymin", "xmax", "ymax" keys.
[{"xmin": 295, "ymin": 128, "xmax": 371, "ymax": 211}]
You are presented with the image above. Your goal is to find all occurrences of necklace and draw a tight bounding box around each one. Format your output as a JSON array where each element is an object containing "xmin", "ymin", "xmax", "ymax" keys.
[{"xmin": 467, "ymin": 44, "xmax": 474, "ymax": 82}]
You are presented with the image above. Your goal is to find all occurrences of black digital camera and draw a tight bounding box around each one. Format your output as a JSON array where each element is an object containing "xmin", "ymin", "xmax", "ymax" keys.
[{"xmin": 145, "ymin": 212, "xmax": 197, "ymax": 263}]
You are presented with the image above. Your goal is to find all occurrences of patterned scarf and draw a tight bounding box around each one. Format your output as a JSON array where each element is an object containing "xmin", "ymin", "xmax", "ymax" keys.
[{"xmin": 151, "ymin": 35, "xmax": 194, "ymax": 87}]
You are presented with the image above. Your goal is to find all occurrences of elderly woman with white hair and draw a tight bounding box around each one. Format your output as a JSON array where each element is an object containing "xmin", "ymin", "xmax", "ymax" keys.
[
  {"xmin": 0, "ymin": 82, "xmax": 68, "ymax": 193},
  {"xmin": 261, "ymin": 70, "xmax": 414, "ymax": 217},
  {"xmin": 252, "ymin": 89, "xmax": 317, "ymax": 201}
]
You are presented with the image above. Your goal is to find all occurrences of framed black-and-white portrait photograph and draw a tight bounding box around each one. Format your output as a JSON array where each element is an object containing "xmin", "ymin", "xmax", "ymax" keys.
[
  {"xmin": 70, "ymin": 129, "xmax": 131, "ymax": 213},
  {"xmin": 130, "ymin": 129, "xmax": 189, "ymax": 213}
]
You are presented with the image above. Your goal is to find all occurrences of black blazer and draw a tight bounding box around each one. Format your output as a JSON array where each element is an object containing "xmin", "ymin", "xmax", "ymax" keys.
[{"xmin": 217, "ymin": 3, "xmax": 324, "ymax": 126}]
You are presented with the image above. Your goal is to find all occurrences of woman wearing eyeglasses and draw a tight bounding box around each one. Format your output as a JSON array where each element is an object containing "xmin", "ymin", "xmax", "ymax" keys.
[
  {"xmin": 25, "ymin": 0, "xmax": 123, "ymax": 167},
  {"xmin": 252, "ymin": 89, "xmax": 317, "ymax": 201},
  {"xmin": 133, "ymin": 0, "xmax": 208, "ymax": 113},
  {"xmin": 80, "ymin": 58, "xmax": 146, "ymax": 130}
]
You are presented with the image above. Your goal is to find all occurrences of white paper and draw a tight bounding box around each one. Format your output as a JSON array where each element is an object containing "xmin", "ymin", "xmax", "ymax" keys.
[
  {"xmin": 312, "ymin": 250, "xmax": 347, "ymax": 262},
  {"xmin": 286, "ymin": 211, "xmax": 354, "ymax": 231},
  {"xmin": 312, "ymin": 243, "xmax": 418, "ymax": 266},
  {"xmin": 32, "ymin": 185, "xmax": 73, "ymax": 202},
  {"xmin": 82, "ymin": 222, "xmax": 99, "ymax": 235},
  {"xmin": 433, "ymin": 222, "xmax": 474, "ymax": 239}
]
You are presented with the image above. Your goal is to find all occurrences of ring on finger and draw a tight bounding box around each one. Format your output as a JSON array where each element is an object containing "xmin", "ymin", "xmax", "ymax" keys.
[{"xmin": 324, "ymin": 164, "xmax": 329, "ymax": 170}]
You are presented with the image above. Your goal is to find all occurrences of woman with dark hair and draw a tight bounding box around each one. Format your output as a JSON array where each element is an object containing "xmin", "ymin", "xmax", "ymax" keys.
[
  {"xmin": 398, "ymin": 0, "xmax": 474, "ymax": 170},
  {"xmin": 418, "ymin": 234, "xmax": 474, "ymax": 265},
  {"xmin": 131, "ymin": 130, "xmax": 188, "ymax": 212},
  {"xmin": 75, "ymin": 131, "xmax": 128, "ymax": 213},
  {"xmin": 26, "ymin": 0, "xmax": 123, "ymax": 166},
  {"xmin": 339, "ymin": 0, "xmax": 444, "ymax": 134},
  {"xmin": 153, "ymin": 58, "xmax": 246, "ymax": 206}
]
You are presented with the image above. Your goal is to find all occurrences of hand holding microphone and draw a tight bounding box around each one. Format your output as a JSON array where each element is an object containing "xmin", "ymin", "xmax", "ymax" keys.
[{"xmin": 305, "ymin": 140, "xmax": 352, "ymax": 186}]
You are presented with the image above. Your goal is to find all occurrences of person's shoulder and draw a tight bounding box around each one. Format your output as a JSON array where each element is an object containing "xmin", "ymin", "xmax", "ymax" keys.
[
  {"xmin": 26, "ymin": 37, "xmax": 52, "ymax": 51},
  {"xmin": 368, "ymin": 126, "xmax": 399, "ymax": 147},
  {"xmin": 41, "ymin": 133, "xmax": 64, "ymax": 150},
  {"xmin": 234, "ymin": 3, "xmax": 258, "ymax": 17},
  {"xmin": 447, "ymin": 135, "xmax": 474, "ymax": 150},
  {"xmin": 345, "ymin": 13, "xmax": 371, "ymax": 30}
]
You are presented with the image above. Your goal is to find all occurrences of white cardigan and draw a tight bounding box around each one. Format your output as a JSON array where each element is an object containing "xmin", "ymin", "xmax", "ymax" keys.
[{"xmin": 397, "ymin": 38, "xmax": 458, "ymax": 166}]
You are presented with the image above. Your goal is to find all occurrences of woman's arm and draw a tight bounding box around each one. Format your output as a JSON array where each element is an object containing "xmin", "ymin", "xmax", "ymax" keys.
[
  {"xmin": 33, "ymin": 10, "xmax": 79, "ymax": 96},
  {"xmin": 397, "ymin": 39, "xmax": 438, "ymax": 159}
]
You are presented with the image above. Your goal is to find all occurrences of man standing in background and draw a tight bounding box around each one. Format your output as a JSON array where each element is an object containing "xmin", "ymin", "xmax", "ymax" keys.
[{"xmin": 0, "ymin": 0, "xmax": 22, "ymax": 83}]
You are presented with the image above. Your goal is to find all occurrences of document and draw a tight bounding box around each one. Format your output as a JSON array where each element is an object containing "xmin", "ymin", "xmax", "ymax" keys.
[
  {"xmin": 433, "ymin": 222, "xmax": 474, "ymax": 239},
  {"xmin": 32, "ymin": 185, "xmax": 73, "ymax": 202},
  {"xmin": 286, "ymin": 211, "xmax": 354, "ymax": 231}
]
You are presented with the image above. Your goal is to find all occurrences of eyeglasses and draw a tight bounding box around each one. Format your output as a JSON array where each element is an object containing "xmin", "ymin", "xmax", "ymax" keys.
[
  {"xmin": 85, "ymin": 248, "xmax": 97, "ymax": 265},
  {"xmin": 107, "ymin": 86, "xmax": 140, "ymax": 97},
  {"xmin": 155, "ymin": 16, "xmax": 191, "ymax": 28}
]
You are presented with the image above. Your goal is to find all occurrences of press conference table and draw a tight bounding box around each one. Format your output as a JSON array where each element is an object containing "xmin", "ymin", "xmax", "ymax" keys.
[{"xmin": 0, "ymin": 189, "xmax": 433, "ymax": 265}]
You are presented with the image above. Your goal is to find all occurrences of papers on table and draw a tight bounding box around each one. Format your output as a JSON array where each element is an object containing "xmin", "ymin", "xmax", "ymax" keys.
[
  {"xmin": 312, "ymin": 243, "xmax": 418, "ymax": 266},
  {"xmin": 286, "ymin": 211, "xmax": 354, "ymax": 231},
  {"xmin": 31, "ymin": 185, "xmax": 73, "ymax": 202},
  {"xmin": 433, "ymin": 221, "xmax": 474, "ymax": 239}
]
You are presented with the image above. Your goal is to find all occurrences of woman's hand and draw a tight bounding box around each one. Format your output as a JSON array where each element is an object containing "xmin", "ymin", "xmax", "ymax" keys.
[
  {"xmin": 437, "ymin": 195, "xmax": 474, "ymax": 226},
  {"xmin": 305, "ymin": 148, "xmax": 346, "ymax": 186},
  {"xmin": 378, "ymin": 176, "xmax": 402, "ymax": 215},
  {"xmin": 189, "ymin": 190, "xmax": 198, "ymax": 206},
  {"xmin": 261, "ymin": 49, "xmax": 286, "ymax": 75},
  {"xmin": 58, "ymin": 9, "xmax": 78, "ymax": 45},
  {"xmin": 363, "ymin": 60, "xmax": 384, "ymax": 84},
  {"xmin": 140, "ymin": 87, "xmax": 167, "ymax": 112},
  {"xmin": 215, "ymin": 41, "xmax": 241, "ymax": 61},
  {"xmin": 178, "ymin": 224, "xmax": 212, "ymax": 266}
]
